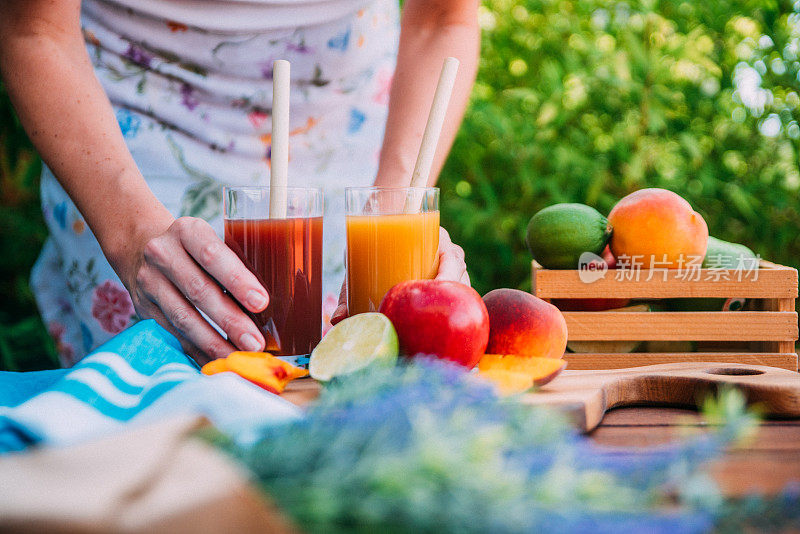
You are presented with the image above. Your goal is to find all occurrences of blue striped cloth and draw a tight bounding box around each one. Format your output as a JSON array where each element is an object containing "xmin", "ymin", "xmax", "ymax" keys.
[{"xmin": 0, "ymin": 320, "xmax": 301, "ymax": 453}]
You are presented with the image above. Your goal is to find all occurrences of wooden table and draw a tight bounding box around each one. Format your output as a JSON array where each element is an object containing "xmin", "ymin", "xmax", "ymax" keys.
[
  {"xmin": 591, "ymin": 407, "xmax": 800, "ymax": 496},
  {"xmin": 284, "ymin": 380, "xmax": 800, "ymax": 497}
]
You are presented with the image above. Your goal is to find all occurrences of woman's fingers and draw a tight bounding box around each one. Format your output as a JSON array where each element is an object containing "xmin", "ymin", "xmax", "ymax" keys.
[
  {"xmin": 141, "ymin": 234, "xmax": 266, "ymax": 353},
  {"xmin": 135, "ymin": 299, "xmax": 209, "ymax": 364},
  {"xmin": 175, "ymin": 217, "xmax": 269, "ymax": 313},
  {"xmin": 435, "ymin": 227, "xmax": 469, "ymax": 284},
  {"xmin": 138, "ymin": 268, "xmax": 236, "ymax": 362},
  {"xmin": 330, "ymin": 280, "xmax": 348, "ymax": 325}
]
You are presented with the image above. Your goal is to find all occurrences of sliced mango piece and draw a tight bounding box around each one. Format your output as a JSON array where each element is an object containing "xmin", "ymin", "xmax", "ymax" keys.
[
  {"xmin": 201, "ymin": 358, "xmax": 230, "ymax": 376},
  {"xmin": 226, "ymin": 351, "xmax": 308, "ymax": 394},
  {"xmin": 479, "ymin": 369, "xmax": 536, "ymax": 395},
  {"xmin": 478, "ymin": 354, "xmax": 566, "ymax": 393}
]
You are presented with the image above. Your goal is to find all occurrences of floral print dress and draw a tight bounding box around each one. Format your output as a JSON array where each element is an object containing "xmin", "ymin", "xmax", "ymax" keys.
[{"xmin": 32, "ymin": 0, "xmax": 400, "ymax": 366}]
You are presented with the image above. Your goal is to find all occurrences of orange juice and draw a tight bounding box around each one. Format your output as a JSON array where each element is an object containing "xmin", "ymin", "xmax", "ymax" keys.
[{"xmin": 346, "ymin": 211, "xmax": 440, "ymax": 315}]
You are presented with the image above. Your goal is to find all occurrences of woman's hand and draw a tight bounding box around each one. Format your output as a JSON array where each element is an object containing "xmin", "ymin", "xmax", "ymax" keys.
[
  {"xmin": 2, "ymin": 3, "xmax": 270, "ymax": 362},
  {"xmin": 120, "ymin": 216, "xmax": 270, "ymax": 363},
  {"xmin": 330, "ymin": 226, "xmax": 469, "ymax": 325},
  {"xmin": 434, "ymin": 226, "xmax": 470, "ymax": 285}
]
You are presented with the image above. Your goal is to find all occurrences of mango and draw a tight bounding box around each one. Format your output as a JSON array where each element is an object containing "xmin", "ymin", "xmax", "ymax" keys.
[
  {"xmin": 608, "ymin": 188, "xmax": 708, "ymax": 269},
  {"xmin": 202, "ymin": 351, "xmax": 308, "ymax": 394},
  {"xmin": 703, "ymin": 236, "xmax": 758, "ymax": 269},
  {"xmin": 478, "ymin": 354, "xmax": 567, "ymax": 394},
  {"xmin": 201, "ymin": 358, "xmax": 230, "ymax": 376},
  {"xmin": 664, "ymin": 237, "xmax": 757, "ymax": 311}
]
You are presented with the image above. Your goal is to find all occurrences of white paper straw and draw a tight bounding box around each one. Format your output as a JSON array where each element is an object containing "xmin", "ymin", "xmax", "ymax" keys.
[{"xmin": 270, "ymin": 59, "xmax": 290, "ymax": 218}]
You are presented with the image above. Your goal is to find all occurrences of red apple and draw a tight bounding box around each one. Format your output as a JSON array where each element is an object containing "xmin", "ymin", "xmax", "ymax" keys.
[
  {"xmin": 601, "ymin": 245, "xmax": 617, "ymax": 269},
  {"xmin": 483, "ymin": 288, "xmax": 567, "ymax": 359},
  {"xmin": 550, "ymin": 297, "xmax": 630, "ymax": 312},
  {"xmin": 551, "ymin": 246, "xmax": 629, "ymax": 311},
  {"xmin": 378, "ymin": 280, "xmax": 489, "ymax": 368}
]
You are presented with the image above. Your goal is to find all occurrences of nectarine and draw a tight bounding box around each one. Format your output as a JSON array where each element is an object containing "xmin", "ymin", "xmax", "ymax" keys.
[{"xmin": 482, "ymin": 289, "xmax": 568, "ymax": 359}]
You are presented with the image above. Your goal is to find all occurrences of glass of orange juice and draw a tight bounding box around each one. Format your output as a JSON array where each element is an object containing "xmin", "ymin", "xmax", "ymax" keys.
[{"xmin": 345, "ymin": 187, "xmax": 440, "ymax": 316}]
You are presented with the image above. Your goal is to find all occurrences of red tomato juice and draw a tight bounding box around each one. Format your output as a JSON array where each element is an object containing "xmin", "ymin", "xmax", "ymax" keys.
[{"xmin": 224, "ymin": 217, "xmax": 323, "ymax": 356}]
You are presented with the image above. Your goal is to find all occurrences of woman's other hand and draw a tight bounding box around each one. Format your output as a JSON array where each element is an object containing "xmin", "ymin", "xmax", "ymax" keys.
[
  {"xmin": 330, "ymin": 226, "xmax": 469, "ymax": 325},
  {"xmin": 434, "ymin": 226, "xmax": 470, "ymax": 285},
  {"xmin": 121, "ymin": 216, "xmax": 270, "ymax": 363}
]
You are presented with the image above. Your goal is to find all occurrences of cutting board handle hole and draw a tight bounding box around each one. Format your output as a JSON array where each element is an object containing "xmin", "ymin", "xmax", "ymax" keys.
[{"xmin": 706, "ymin": 367, "xmax": 765, "ymax": 376}]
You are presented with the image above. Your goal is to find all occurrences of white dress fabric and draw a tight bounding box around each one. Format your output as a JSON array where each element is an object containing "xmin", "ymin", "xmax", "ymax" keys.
[{"xmin": 32, "ymin": 0, "xmax": 400, "ymax": 366}]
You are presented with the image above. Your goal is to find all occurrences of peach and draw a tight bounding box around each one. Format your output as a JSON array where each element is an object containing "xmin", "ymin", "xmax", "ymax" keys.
[
  {"xmin": 608, "ymin": 188, "xmax": 708, "ymax": 268},
  {"xmin": 482, "ymin": 289, "xmax": 568, "ymax": 359}
]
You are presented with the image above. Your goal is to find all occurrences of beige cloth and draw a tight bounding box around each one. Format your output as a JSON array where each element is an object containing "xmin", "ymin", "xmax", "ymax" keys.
[{"xmin": 0, "ymin": 415, "xmax": 297, "ymax": 533}]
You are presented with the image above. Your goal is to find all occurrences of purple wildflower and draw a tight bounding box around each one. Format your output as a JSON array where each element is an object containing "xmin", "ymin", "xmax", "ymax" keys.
[
  {"xmin": 123, "ymin": 44, "xmax": 152, "ymax": 67},
  {"xmin": 286, "ymin": 40, "xmax": 314, "ymax": 54},
  {"xmin": 180, "ymin": 83, "xmax": 199, "ymax": 111}
]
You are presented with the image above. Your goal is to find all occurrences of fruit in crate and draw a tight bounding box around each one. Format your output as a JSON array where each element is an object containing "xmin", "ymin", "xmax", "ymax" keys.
[
  {"xmin": 551, "ymin": 246, "xmax": 630, "ymax": 311},
  {"xmin": 664, "ymin": 237, "xmax": 757, "ymax": 312},
  {"xmin": 664, "ymin": 297, "xmax": 747, "ymax": 312},
  {"xmin": 566, "ymin": 303, "xmax": 650, "ymax": 354},
  {"xmin": 703, "ymin": 236, "xmax": 758, "ymax": 269},
  {"xmin": 551, "ymin": 298, "xmax": 631, "ymax": 311},
  {"xmin": 478, "ymin": 354, "xmax": 567, "ymax": 394},
  {"xmin": 309, "ymin": 313, "xmax": 399, "ymax": 381},
  {"xmin": 378, "ymin": 280, "xmax": 490, "ymax": 369},
  {"xmin": 525, "ymin": 203, "xmax": 612, "ymax": 269},
  {"xmin": 483, "ymin": 288, "xmax": 568, "ymax": 359},
  {"xmin": 608, "ymin": 188, "xmax": 708, "ymax": 268}
]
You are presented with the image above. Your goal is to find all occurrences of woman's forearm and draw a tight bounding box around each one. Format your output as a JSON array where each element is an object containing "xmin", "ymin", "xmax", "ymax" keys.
[
  {"xmin": 374, "ymin": 0, "xmax": 479, "ymax": 188},
  {"xmin": 0, "ymin": 1, "xmax": 173, "ymax": 282}
]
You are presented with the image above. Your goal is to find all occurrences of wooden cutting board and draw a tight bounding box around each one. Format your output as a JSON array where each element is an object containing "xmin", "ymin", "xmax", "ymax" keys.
[{"xmin": 282, "ymin": 362, "xmax": 800, "ymax": 433}]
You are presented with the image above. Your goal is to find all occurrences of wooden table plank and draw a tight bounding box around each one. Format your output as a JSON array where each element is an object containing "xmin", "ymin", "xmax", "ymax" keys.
[
  {"xmin": 592, "ymin": 422, "xmax": 800, "ymax": 451},
  {"xmin": 283, "ymin": 382, "xmax": 800, "ymax": 496},
  {"xmin": 590, "ymin": 407, "xmax": 800, "ymax": 496},
  {"xmin": 600, "ymin": 407, "xmax": 800, "ymax": 427},
  {"xmin": 707, "ymin": 452, "xmax": 800, "ymax": 496}
]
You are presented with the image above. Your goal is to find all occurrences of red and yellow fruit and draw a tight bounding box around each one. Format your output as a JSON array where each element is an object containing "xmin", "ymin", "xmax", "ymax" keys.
[
  {"xmin": 482, "ymin": 288, "xmax": 568, "ymax": 360},
  {"xmin": 379, "ymin": 280, "xmax": 490, "ymax": 369},
  {"xmin": 608, "ymin": 188, "xmax": 708, "ymax": 268},
  {"xmin": 478, "ymin": 354, "xmax": 567, "ymax": 394},
  {"xmin": 201, "ymin": 351, "xmax": 308, "ymax": 394}
]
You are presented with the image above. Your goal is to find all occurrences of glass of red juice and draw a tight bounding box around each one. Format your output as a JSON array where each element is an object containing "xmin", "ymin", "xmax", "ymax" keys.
[{"xmin": 223, "ymin": 186, "xmax": 323, "ymax": 358}]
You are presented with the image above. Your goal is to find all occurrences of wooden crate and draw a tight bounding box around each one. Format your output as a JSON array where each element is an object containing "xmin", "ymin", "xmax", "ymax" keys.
[{"xmin": 532, "ymin": 260, "xmax": 799, "ymax": 371}]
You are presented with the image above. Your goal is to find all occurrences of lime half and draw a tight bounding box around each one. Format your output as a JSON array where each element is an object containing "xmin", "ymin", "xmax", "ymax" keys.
[{"xmin": 309, "ymin": 313, "xmax": 399, "ymax": 381}]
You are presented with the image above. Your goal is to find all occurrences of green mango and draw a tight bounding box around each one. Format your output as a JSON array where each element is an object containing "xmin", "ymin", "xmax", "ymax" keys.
[
  {"xmin": 525, "ymin": 203, "xmax": 611, "ymax": 269},
  {"xmin": 664, "ymin": 237, "xmax": 757, "ymax": 312},
  {"xmin": 702, "ymin": 236, "xmax": 758, "ymax": 269}
]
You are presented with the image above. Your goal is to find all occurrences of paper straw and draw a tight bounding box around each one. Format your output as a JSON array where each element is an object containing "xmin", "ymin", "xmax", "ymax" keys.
[
  {"xmin": 270, "ymin": 59, "xmax": 290, "ymax": 218},
  {"xmin": 409, "ymin": 57, "xmax": 460, "ymax": 189}
]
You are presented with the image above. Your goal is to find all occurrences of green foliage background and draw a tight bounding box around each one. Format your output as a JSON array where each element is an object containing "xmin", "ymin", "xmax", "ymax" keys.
[
  {"xmin": 1, "ymin": 0, "xmax": 798, "ymax": 369},
  {"xmin": 440, "ymin": 0, "xmax": 800, "ymax": 295}
]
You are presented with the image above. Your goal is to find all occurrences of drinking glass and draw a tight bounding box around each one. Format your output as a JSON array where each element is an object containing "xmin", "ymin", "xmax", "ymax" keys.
[
  {"xmin": 223, "ymin": 186, "xmax": 323, "ymax": 356},
  {"xmin": 345, "ymin": 187, "xmax": 439, "ymax": 316}
]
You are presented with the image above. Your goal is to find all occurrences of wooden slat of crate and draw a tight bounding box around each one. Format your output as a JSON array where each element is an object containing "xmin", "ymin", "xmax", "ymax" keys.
[
  {"xmin": 564, "ymin": 352, "xmax": 798, "ymax": 371},
  {"xmin": 762, "ymin": 298, "xmax": 798, "ymax": 354},
  {"xmin": 564, "ymin": 311, "xmax": 799, "ymax": 341},
  {"xmin": 532, "ymin": 260, "xmax": 798, "ymax": 299}
]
